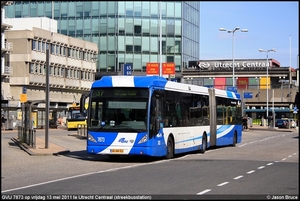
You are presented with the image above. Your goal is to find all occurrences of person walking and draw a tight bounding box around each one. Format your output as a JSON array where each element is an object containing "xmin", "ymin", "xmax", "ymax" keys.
[
  {"xmin": 242, "ymin": 115, "xmax": 248, "ymax": 131},
  {"xmin": 1, "ymin": 114, "xmax": 6, "ymax": 131}
]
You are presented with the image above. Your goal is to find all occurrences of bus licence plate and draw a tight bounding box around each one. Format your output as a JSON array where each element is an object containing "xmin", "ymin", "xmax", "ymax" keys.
[{"xmin": 111, "ymin": 149, "xmax": 124, "ymax": 153}]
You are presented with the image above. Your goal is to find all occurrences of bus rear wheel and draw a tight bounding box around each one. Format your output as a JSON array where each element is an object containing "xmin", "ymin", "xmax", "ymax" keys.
[
  {"xmin": 199, "ymin": 134, "xmax": 207, "ymax": 154},
  {"xmin": 165, "ymin": 136, "xmax": 174, "ymax": 159}
]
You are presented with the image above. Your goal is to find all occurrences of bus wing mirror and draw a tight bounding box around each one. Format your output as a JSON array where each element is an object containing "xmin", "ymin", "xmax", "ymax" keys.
[
  {"xmin": 80, "ymin": 92, "xmax": 89, "ymax": 113},
  {"xmin": 154, "ymin": 90, "xmax": 165, "ymax": 100},
  {"xmin": 155, "ymin": 118, "xmax": 161, "ymax": 131}
]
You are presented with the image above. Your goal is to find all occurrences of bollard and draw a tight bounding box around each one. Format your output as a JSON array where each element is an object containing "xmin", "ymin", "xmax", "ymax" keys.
[{"xmin": 33, "ymin": 129, "xmax": 36, "ymax": 149}]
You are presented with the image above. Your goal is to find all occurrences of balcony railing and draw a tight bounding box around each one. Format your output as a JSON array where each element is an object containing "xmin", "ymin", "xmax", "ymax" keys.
[
  {"xmin": 1, "ymin": 66, "xmax": 13, "ymax": 76},
  {"xmin": 2, "ymin": 42, "xmax": 13, "ymax": 52}
]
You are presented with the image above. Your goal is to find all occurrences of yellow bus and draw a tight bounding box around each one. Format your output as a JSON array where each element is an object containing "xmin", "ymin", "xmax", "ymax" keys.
[{"xmin": 66, "ymin": 103, "xmax": 88, "ymax": 131}]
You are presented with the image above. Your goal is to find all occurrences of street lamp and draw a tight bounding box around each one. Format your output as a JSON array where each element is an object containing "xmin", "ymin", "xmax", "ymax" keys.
[
  {"xmin": 279, "ymin": 76, "xmax": 285, "ymax": 102},
  {"xmin": 258, "ymin": 48, "xmax": 276, "ymax": 123},
  {"xmin": 219, "ymin": 27, "xmax": 248, "ymax": 87}
]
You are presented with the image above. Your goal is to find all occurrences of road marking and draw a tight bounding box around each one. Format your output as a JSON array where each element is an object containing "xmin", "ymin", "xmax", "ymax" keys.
[
  {"xmin": 217, "ymin": 182, "xmax": 229, "ymax": 186},
  {"xmin": 197, "ymin": 189, "xmax": 211, "ymax": 195}
]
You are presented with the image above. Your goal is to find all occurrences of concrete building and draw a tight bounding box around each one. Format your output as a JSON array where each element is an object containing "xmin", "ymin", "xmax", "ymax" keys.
[
  {"xmin": 4, "ymin": 1, "xmax": 200, "ymax": 79},
  {"xmin": 1, "ymin": 1, "xmax": 13, "ymax": 104},
  {"xmin": 4, "ymin": 26, "xmax": 98, "ymax": 107},
  {"xmin": 1, "ymin": 14, "xmax": 98, "ymax": 128}
]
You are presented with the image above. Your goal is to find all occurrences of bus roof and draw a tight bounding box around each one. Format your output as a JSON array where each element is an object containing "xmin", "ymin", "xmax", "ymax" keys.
[
  {"xmin": 92, "ymin": 76, "xmax": 240, "ymax": 100},
  {"xmin": 92, "ymin": 75, "xmax": 167, "ymax": 88}
]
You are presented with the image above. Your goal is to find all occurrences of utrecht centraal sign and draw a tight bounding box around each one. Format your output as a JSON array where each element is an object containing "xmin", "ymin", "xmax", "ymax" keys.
[{"xmin": 197, "ymin": 60, "xmax": 270, "ymax": 71}]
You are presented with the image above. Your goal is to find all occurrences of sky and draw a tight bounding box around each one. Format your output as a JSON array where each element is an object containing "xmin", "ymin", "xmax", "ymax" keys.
[{"xmin": 199, "ymin": 1, "xmax": 299, "ymax": 69}]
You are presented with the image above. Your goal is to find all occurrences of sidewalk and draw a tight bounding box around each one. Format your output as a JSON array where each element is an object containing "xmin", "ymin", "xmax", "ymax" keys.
[
  {"xmin": 7, "ymin": 127, "xmax": 71, "ymax": 156},
  {"xmin": 11, "ymin": 137, "xmax": 70, "ymax": 156},
  {"xmin": 5, "ymin": 124, "xmax": 297, "ymax": 156},
  {"xmin": 249, "ymin": 124, "xmax": 298, "ymax": 132}
]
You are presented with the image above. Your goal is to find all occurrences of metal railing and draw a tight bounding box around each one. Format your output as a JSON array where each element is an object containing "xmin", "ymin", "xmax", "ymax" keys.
[
  {"xmin": 1, "ymin": 66, "xmax": 13, "ymax": 76},
  {"xmin": 18, "ymin": 126, "xmax": 36, "ymax": 148},
  {"xmin": 2, "ymin": 41, "xmax": 13, "ymax": 52}
]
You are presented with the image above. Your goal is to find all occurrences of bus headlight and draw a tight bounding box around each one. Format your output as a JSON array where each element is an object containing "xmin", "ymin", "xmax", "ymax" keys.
[
  {"xmin": 138, "ymin": 134, "xmax": 148, "ymax": 144},
  {"xmin": 78, "ymin": 125, "xmax": 81, "ymax": 128},
  {"xmin": 88, "ymin": 133, "xmax": 97, "ymax": 142}
]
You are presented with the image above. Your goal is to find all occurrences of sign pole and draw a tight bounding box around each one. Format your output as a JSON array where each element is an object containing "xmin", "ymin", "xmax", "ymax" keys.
[{"xmin": 45, "ymin": 47, "xmax": 50, "ymax": 148}]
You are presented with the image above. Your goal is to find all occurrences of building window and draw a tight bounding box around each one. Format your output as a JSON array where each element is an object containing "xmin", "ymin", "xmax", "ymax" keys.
[
  {"xmin": 61, "ymin": 67, "xmax": 65, "ymax": 78},
  {"xmin": 30, "ymin": 63, "xmax": 34, "ymax": 73},
  {"xmin": 126, "ymin": 45, "xmax": 133, "ymax": 52},
  {"xmin": 37, "ymin": 41, "xmax": 41, "ymax": 51},
  {"xmin": 39, "ymin": 64, "xmax": 43, "ymax": 74},
  {"xmin": 134, "ymin": 25, "xmax": 141, "ymax": 34},
  {"xmin": 134, "ymin": 45, "xmax": 141, "ymax": 52},
  {"xmin": 42, "ymin": 42, "xmax": 45, "ymax": 52},
  {"xmin": 51, "ymin": 45, "xmax": 55, "ymax": 54},
  {"xmin": 32, "ymin": 40, "xmax": 36, "ymax": 50}
]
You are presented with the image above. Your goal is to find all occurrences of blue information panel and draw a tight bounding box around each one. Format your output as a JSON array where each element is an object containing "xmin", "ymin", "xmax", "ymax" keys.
[
  {"xmin": 227, "ymin": 86, "xmax": 237, "ymax": 93},
  {"xmin": 22, "ymin": 86, "xmax": 27, "ymax": 94},
  {"xmin": 244, "ymin": 92, "xmax": 253, "ymax": 99},
  {"xmin": 123, "ymin": 63, "xmax": 133, "ymax": 75}
]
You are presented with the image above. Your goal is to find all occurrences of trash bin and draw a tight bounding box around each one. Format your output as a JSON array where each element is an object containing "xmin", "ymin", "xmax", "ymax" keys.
[
  {"xmin": 49, "ymin": 119, "xmax": 58, "ymax": 129},
  {"xmin": 247, "ymin": 117, "xmax": 253, "ymax": 127},
  {"xmin": 8, "ymin": 118, "xmax": 14, "ymax": 130}
]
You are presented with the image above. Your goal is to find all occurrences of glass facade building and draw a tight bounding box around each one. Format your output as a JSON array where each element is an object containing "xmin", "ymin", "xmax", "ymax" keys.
[{"xmin": 4, "ymin": 1, "xmax": 199, "ymax": 78}]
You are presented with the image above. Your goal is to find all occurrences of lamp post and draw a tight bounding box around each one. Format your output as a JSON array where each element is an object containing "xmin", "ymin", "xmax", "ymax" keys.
[
  {"xmin": 219, "ymin": 27, "xmax": 248, "ymax": 87},
  {"xmin": 258, "ymin": 48, "xmax": 276, "ymax": 124},
  {"xmin": 279, "ymin": 76, "xmax": 285, "ymax": 102}
]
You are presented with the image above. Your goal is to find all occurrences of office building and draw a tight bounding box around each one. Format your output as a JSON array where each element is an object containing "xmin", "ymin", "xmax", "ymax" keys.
[
  {"xmin": 1, "ymin": 13, "xmax": 98, "ymax": 128},
  {"xmin": 4, "ymin": 1, "xmax": 200, "ymax": 79}
]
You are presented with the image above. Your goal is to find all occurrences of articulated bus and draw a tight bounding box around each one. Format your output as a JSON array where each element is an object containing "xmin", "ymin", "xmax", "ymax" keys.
[
  {"xmin": 66, "ymin": 103, "xmax": 88, "ymax": 131},
  {"xmin": 80, "ymin": 75, "xmax": 242, "ymax": 159}
]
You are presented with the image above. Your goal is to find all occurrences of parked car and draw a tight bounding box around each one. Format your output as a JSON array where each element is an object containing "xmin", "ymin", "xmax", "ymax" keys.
[
  {"xmin": 275, "ymin": 119, "xmax": 288, "ymax": 128},
  {"xmin": 275, "ymin": 119, "xmax": 296, "ymax": 128}
]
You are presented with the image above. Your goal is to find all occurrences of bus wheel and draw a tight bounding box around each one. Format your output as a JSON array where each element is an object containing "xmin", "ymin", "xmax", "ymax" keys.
[
  {"xmin": 232, "ymin": 132, "xmax": 237, "ymax": 147},
  {"xmin": 165, "ymin": 136, "xmax": 174, "ymax": 159},
  {"xmin": 199, "ymin": 134, "xmax": 207, "ymax": 154}
]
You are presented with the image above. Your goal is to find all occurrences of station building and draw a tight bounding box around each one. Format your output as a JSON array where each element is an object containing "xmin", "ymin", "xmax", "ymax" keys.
[{"xmin": 182, "ymin": 59, "xmax": 299, "ymax": 123}]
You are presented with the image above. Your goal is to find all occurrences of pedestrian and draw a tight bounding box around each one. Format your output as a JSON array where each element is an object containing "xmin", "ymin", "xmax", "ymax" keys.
[
  {"xmin": 242, "ymin": 116, "xmax": 248, "ymax": 131},
  {"xmin": 1, "ymin": 114, "xmax": 6, "ymax": 131}
]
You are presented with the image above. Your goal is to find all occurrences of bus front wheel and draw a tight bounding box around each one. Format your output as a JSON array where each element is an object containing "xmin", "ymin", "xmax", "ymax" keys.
[
  {"xmin": 232, "ymin": 132, "xmax": 237, "ymax": 147},
  {"xmin": 165, "ymin": 136, "xmax": 174, "ymax": 159}
]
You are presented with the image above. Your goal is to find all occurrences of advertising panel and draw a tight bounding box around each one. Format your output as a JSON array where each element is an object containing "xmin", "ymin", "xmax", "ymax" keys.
[
  {"xmin": 237, "ymin": 77, "xmax": 249, "ymax": 89},
  {"xmin": 214, "ymin": 77, "xmax": 226, "ymax": 90}
]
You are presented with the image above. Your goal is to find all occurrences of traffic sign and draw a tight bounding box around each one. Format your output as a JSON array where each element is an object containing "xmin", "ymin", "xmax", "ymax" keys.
[
  {"xmin": 294, "ymin": 106, "xmax": 298, "ymax": 113},
  {"xmin": 20, "ymin": 94, "xmax": 27, "ymax": 103},
  {"xmin": 146, "ymin": 62, "xmax": 175, "ymax": 75},
  {"xmin": 146, "ymin": 63, "xmax": 159, "ymax": 75},
  {"xmin": 244, "ymin": 92, "xmax": 253, "ymax": 99},
  {"xmin": 22, "ymin": 86, "xmax": 27, "ymax": 94},
  {"xmin": 227, "ymin": 86, "xmax": 237, "ymax": 93},
  {"xmin": 123, "ymin": 63, "xmax": 133, "ymax": 75}
]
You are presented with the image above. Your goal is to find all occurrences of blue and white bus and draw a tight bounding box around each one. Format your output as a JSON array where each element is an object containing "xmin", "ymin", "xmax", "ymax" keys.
[{"xmin": 80, "ymin": 75, "xmax": 242, "ymax": 159}]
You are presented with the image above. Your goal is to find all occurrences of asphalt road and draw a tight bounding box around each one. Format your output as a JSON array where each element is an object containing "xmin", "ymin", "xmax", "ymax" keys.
[{"xmin": 1, "ymin": 129, "xmax": 298, "ymax": 199}]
